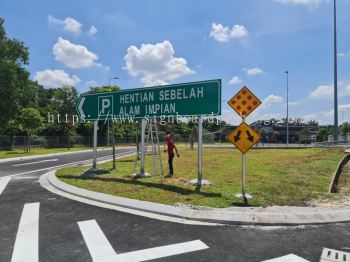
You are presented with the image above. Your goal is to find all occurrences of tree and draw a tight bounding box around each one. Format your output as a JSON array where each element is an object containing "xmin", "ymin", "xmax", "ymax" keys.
[
  {"xmin": 88, "ymin": 85, "xmax": 120, "ymax": 93},
  {"xmin": 0, "ymin": 18, "xmax": 42, "ymax": 135},
  {"xmin": 306, "ymin": 120, "xmax": 319, "ymax": 127},
  {"xmin": 317, "ymin": 128, "xmax": 328, "ymax": 142},
  {"xmin": 47, "ymin": 85, "xmax": 79, "ymax": 148},
  {"xmin": 340, "ymin": 122, "xmax": 350, "ymax": 137},
  {"xmin": 0, "ymin": 18, "xmax": 29, "ymax": 132},
  {"xmin": 18, "ymin": 108, "xmax": 44, "ymax": 152}
]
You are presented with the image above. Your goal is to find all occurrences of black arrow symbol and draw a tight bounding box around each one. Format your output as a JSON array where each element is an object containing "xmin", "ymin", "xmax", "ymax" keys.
[
  {"xmin": 234, "ymin": 130, "xmax": 241, "ymax": 142},
  {"xmin": 246, "ymin": 130, "xmax": 254, "ymax": 142}
]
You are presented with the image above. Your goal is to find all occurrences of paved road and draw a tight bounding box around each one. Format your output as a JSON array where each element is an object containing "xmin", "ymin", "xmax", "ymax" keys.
[{"xmin": 0, "ymin": 148, "xmax": 350, "ymax": 262}]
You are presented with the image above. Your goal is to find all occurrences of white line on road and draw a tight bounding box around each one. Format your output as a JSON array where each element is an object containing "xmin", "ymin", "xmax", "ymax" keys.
[
  {"xmin": 78, "ymin": 219, "xmax": 209, "ymax": 262},
  {"xmin": 78, "ymin": 219, "xmax": 118, "ymax": 260},
  {"xmin": 110, "ymin": 240, "xmax": 209, "ymax": 262},
  {"xmin": 262, "ymin": 254, "xmax": 310, "ymax": 262},
  {"xmin": 1, "ymin": 150, "xmax": 135, "ymax": 179},
  {"xmin": 0, "ymin": 177, "xmax": 11, "ymax": 195},
  {"xmin": 12, "ymin": 159, "xmax": 58, "ymax": 167},
  {"xmin": 11, "ymin": 202, "xmax": 40, "ymax": 262}
]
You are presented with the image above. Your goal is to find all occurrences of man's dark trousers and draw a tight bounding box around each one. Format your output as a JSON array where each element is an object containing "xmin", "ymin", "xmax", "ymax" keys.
[{"xmin": 168, "ymin": 153, "xmax": 174, "ymax": 174}]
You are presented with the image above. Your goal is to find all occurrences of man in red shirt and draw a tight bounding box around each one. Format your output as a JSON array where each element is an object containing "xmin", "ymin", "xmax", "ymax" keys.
[{"xmin": 164, "ymin": 133, "xmax": 180, "ymax": 178}]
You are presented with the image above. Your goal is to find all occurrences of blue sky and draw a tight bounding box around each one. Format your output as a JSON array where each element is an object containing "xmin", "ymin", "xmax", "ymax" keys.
[{"xmin": 1, "ymin": 0, "xmax": 350, "ymax": 124}]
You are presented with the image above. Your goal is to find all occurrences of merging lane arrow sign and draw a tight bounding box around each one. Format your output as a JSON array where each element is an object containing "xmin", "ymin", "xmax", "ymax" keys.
[{"xmin": 227, "ymin": 122, "xmax": 261, "ymax": 154}]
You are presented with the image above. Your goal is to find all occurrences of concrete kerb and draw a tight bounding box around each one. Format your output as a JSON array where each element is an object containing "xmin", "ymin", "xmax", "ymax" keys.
[
  {"xmin": 42, "ymin": 169, "xmax": 350, "ymax": 225},
  {"xmin": 329, "ymin": 152, "xmax": 350, "ymax": 193},
  {"xmin": 0, "ymin": 147, "xmax": 134, "ymax": 164}
]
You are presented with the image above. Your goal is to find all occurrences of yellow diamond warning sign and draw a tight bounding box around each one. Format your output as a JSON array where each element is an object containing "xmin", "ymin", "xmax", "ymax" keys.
[
  {"xmin": 228, "ymin": 86, "xmax": 261, "ymax": 117},
  {"xmin": 227, "ymin": 122, "xmax": 261, "ymax": 154}
]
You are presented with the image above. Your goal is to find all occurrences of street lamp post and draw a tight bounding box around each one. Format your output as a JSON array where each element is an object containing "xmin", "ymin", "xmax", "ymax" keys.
[
  {"xmin": 285, "ymin": 71, "xmax": 289, "ymax": 145},
  {"xmin": 333, "ymin": 0, "xmax": 339, "ymax": 142}
]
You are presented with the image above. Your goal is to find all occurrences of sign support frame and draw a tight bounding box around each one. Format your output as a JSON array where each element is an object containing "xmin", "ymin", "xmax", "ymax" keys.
[
  {"xmin": 188, "ymin": 115, "xmax": 211, "ymax": 187},
  {"xmin": 131, "ymin": 119, "xmax": 151, "ymax": 178},
  {"xmin": 233, "ymin": 115, "xmax": 253, "ymax": 202}
]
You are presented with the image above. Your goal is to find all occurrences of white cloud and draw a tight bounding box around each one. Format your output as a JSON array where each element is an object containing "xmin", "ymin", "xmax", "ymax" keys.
[
  {"xmin": 209, "ymin": 23, "xmax": 248, "ymax": 43},
  {"xmin": 229, "ymin": 76, "xmax": 242, "ymax": 85},
  {"xmin": 322, "ymin": 104, "xmax": 350, "ymax": 121},
  {"xmin": 245, "ymin": 67, "xmax": 263, "ymax": 76},
  {"xmin": 248, "ymin": 111, "xmax": 283, "ymax": 125},
  {"xmin": 310, "ymin": 84, "xmax": 333, "ymax": 99},
  {"xmin": 88, "ymin": 25, "xmax": 98, "ymax": 35},
  {"xmin": 86, "ymin": 80, "xmax": 98, "ymax": 86},
  {"xmin": 275, "ymin": 0, "xmax": 326, "ymax": 6},
  {"xmin": 260, "ymin": 94, "xmax": 284, "ymax": 109},
  {"xmin": 289, "ymin": 100, "xmax": 305, "ymax": 106},
  {"xmin": 48, "ymin": 15, "xmax": 82, "ymax": 34},
  {"xmin": 310, "ymin": 83, "xmax": 350, "ymax": 100},
  {"xmin": 124, "ymin": 40, "xmax": 194, "ymax": 86},
  {"xmin": 263, "ymin": 95, "xmax": 283, "ymax": 105},
  {"xmin": 53, "ymin": 37, "xmax": 100, "ymax": 69},
  {"xmin": 337, "ymin": 53, "xmax": 345, "ymax": 57},
  {"xmin": 303, "ymin": 113, "xmax": 317, "ymax": 120},
  {"xmin": 34, "ymin": 69, "xmax": 80, "ymax": 88}
]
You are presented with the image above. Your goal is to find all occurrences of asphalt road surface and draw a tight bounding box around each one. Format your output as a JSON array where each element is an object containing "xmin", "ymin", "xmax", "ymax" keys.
[{"xmin": 0, "ymin": 148, "xmax": 350, "ymax": 262}]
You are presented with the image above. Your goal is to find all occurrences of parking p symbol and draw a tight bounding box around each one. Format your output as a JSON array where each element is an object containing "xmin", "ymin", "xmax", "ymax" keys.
[{"xmin": 98, "ymin": 96, "xmax": 113, "ymax": 116}]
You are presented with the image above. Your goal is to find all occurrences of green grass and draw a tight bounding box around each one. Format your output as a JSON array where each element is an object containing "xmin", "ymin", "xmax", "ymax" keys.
[
  {"xmin": 0, "ymin": 146, "xmax": 106, "ymax": 159},
  {"xmin": 56, "ymin": 147, "xmax": 346, "ymax": 207}
]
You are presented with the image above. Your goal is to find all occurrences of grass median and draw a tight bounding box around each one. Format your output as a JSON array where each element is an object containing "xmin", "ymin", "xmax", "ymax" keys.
[{"xmin": 56, "ymin": 147, "xmax": 346, "ymax": 207}]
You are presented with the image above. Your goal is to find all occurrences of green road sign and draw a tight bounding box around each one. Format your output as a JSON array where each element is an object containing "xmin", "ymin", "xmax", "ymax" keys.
[{"xmin": 76, "ymin": 79, "xmax": 221, "ymax": 120}]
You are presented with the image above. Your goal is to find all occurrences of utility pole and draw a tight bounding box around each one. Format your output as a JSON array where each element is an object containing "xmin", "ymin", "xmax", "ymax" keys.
[{"xmin": 334, "ymin": 0, "xmax": 339, "ymax": 142}]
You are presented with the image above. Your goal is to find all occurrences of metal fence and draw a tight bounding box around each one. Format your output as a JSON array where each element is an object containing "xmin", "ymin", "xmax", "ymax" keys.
[{"xmin": 1, "ymin": 135, "xmax": 349, "ymax": 150}]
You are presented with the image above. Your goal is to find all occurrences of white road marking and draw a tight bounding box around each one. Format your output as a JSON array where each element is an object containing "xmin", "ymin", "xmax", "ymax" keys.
[
  {"xmin": 78, "ymin": 220, "xmax": 118, "ymax": 259},
  {"xmin": 78, "ymin": 219, "xmax": 209, "ymax": 262},
  {"xmin": 11, "ymin": 202, "xmax": 40, "ymax": 262},
  {"xmin": 262, "ymin": 254, "xmax": 310, "ymax": 262},
  {"xmin": 110, "ymin": 240, "xmax": 209, "ymax": 262},
  {"xmin": 0, "ymin": 177, "xmax": 11, "ymax": 195},
  {"xmin": 1, "ymin": 150, "xmax": 135, "ymax": 179},
  {"xmin": 12, "ymin": 159, "xmax": 58, "ymax": 167},
  {"xmin": 12, "ymin": 176, "xmax": 39, "ymax": 180}
]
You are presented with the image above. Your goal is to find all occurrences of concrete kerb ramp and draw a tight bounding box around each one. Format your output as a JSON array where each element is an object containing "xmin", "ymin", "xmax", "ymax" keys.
[
  {"xmin": 329, "ymin": 152, "xmax": 350, "ymax": 193},
  {"xmin": 41, "ymin": 169, "xmax": 350, "ymax": 226}
]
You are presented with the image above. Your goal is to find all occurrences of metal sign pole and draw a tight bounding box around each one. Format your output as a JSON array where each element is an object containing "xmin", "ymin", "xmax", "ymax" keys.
[
  {"xmin": 112, "ymin": 121, "xmax": 116, "ymax": 169},
  {"xmin": 198, "ymin": 115, "xmax": 203, "ymax": 182},
  {"xmin": 93, "ymin": 121, "xmax": 98, "ymax": 169},
  {"xmin": 242, "ymin": 153, "xmax": 246, "ymax": 197},
  {"xmin": 140, "ymin": 119, "xmax": 146, "ymax": 175},
  {"xmin": 107, "ymin": 120, "xmax": 110, "ymax": 147},
  {"xmin": 188, "ymin": 115, "xmax": 211, "ymax": 187}
]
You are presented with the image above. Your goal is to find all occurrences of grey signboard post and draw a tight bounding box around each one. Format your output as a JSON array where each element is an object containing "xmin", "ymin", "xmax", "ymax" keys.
[{"xmin": 76, "ymin": 79, "xmax": 221, "ymax": 181}]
